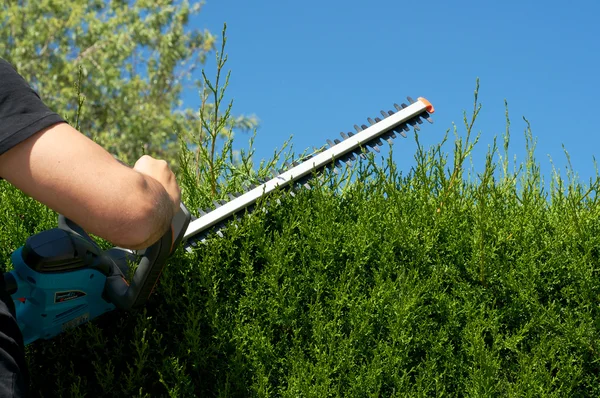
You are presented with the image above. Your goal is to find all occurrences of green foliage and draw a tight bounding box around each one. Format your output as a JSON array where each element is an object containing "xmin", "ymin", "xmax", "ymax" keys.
[{"xmin": 0, "ymin": 0, "xmax": 257, "ymax": 163}]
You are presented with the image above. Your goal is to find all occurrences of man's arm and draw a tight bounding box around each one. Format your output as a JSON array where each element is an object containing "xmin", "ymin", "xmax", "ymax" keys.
[{"xmin": 0, "ymin": 122, "xmax": 180, "ymax": 250}]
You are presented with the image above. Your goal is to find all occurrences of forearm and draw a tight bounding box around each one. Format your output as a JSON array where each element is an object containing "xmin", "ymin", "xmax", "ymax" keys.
[{"xmin": 0, "ymin": 122, "xmax": 177, "ymax": 249}]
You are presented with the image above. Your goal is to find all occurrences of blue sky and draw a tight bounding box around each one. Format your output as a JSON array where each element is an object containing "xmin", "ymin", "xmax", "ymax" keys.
[{"xmin": 185, "ymin": 0, "xmax": 600, "ymax": 185}]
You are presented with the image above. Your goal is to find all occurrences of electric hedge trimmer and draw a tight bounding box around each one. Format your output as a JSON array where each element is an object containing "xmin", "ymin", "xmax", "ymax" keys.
[{"xmin": 3, "ymin": 97, "xmax": 434, "ymax": 345}]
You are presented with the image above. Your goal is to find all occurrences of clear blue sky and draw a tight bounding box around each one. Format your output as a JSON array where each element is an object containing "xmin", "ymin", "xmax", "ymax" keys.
[{"xmin": 185, "ymin": 0, "xmax": 600, "ymax": 185}]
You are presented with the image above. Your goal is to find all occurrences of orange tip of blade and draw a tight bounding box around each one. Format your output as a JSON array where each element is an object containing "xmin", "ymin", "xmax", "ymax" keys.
[{"xmin": 418, "ymin": 97, "xmax": 435, "ymax": 114}]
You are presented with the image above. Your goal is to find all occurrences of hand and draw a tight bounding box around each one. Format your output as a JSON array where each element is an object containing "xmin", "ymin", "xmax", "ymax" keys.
[{"xmin": 133, "ymin": 155, "xmax": 181, "ymax": 214}]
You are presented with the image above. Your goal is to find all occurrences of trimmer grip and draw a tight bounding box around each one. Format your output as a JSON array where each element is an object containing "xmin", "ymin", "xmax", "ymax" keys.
[{"xmin": 105, "ymin": 203, "xmax": 191, "ymax": 310}]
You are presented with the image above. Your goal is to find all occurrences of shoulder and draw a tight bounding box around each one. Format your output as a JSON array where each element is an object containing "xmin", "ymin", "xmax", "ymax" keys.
[
  {"xmin": 0, "ymin": 57, "xmax": 38, "ymax": 94},
  {"xmin": 0, "ymin": 58, "xmax": 65, "ymax": 158},
  {"xmin": 0, "ymin": 57, "xmax": 26, "ymax": 83}
]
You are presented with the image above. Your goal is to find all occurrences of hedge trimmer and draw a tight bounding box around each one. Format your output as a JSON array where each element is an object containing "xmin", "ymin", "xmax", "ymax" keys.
[{"xmin": 3, "ymin": 97, "xmax": 434, "ymax": 345}]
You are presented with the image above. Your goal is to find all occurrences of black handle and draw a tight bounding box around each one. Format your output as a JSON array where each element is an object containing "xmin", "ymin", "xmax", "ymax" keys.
[
  {"xmin": 103, "ymin": 157, "xmax": 191, "ymax": 308},
  {"xmin": 103, "ymin": 202, "xmax": 191, "ymax": 310}
]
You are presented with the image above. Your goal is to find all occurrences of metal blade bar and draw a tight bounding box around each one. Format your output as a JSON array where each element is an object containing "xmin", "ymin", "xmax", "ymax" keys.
[{"xmin": 183, "ymin": 98, "xmax": 432, "ymax": 242}]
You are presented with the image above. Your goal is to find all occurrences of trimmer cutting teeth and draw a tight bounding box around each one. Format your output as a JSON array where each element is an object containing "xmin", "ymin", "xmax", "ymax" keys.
[{"xmin": 4, "ymin": 96, "xmax": 434, "ymax": 345}]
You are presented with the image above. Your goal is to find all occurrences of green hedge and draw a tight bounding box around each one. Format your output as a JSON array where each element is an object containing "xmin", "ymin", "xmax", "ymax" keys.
[{"xmin": 4, "ymin": 123, "xmax": 600, "ymax": 396}]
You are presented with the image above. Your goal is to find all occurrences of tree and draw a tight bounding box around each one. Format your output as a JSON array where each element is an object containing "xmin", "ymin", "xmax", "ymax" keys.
[{"xmin": 0, "ymin": 0, "xmax": 257, "ymax": 164}]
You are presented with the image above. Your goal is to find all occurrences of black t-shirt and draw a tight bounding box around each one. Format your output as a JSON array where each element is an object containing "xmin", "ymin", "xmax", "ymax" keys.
[{"xmin": 0, "ymin": 58, "xmax": 65, "ymax": 156}]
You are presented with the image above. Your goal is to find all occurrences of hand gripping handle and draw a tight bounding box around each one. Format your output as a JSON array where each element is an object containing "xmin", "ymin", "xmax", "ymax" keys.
[{"xmin": 104, "ymin": 202, "xmax": 191, "ymax": 310}]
